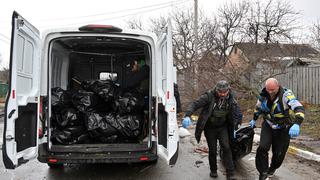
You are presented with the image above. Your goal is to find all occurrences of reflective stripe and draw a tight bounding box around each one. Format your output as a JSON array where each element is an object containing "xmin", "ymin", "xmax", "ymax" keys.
[
  {"xmin": 287, "ymin": 95, "xmax": 296, "ymax": 100},
  {"xmin": 271, "ymin": 103, "xmax": 277, "ymax": 113},
  {"xmin": 295, "ymin": 112, "xmax": 305, "ymax": 118},
  {"xmin": 274, "ymin": 113, "xmax": 285, "ymax": 118}
]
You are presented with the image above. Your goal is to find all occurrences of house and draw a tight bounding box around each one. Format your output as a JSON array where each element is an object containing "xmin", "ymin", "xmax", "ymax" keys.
[
  {"xmin": 226, "ymin": 42, "xmax": 320, "ymax": 89},
  {"xmin": 229, "ymin": 42, "xmax": 320, "ymax": 67}
]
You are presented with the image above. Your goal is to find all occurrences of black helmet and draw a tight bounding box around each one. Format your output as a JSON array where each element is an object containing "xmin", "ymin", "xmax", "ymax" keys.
[{"xmin": 215, "ymin": 80, "xmax": 230, "ymax": 92}]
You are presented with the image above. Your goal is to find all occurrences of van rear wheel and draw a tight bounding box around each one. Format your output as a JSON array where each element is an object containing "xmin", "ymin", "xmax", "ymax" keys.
[{"xmin": 47, "ymin": 163, "xmax": 64, "ymax": 168}]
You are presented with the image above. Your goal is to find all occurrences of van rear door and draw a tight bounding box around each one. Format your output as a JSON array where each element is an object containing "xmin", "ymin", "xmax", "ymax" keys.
[
  {"xmin": 3, "ymin": 11, "xmax": 41, "ymax": 169},
  {"xmin": 156, "ymin": 22, "xmax": 179, "ymax": 166}
]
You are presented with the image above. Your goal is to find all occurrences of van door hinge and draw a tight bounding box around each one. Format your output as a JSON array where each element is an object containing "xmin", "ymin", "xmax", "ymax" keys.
[
  {"xmin": 6, "ymin": 135, "xmax": 14, "ymax": 140},
  {"xmin": 17, "ymin": 19, "xmax": 24, "ymax": 29}
]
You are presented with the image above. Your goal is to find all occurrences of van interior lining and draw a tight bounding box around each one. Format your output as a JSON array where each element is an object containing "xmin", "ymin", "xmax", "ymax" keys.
[{"xmin": 49, "ymin": 36, "xmax": 151, "ymax": 150}]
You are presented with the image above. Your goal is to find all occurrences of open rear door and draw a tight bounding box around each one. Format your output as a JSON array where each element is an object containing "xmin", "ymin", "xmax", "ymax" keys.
[
  {"xmin": 2, "ymin": 11, "xmax": 41, "ymax": 169},
  {"xmin": 156, "ymin": 22, "xmax": 179, "ymax": 165}
]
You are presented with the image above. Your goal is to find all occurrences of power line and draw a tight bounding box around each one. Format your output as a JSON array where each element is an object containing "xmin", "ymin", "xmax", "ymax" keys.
[
  {"xmin": 0, "ymin": 38, "xmax": 10, "ymax": 44},
  {"xmin": 39, "ymin": 0, "xmax": 187, "ymax": 21},
  {"xmin": 0, "ymin": 0, "xmax": 187, "ymax": 25},
  {"xmin": 39, "ymin": 0, "xmax": 190, "ymax": 28},
  {"xmin": 0, "ymin": 33, "xmax": 10, "ymax": 40}
]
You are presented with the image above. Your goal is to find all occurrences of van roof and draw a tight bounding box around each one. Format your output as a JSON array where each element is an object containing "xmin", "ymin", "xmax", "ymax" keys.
[{"xmin": 41, "ymin": 26, "xmax": 157, "ymax": 40}]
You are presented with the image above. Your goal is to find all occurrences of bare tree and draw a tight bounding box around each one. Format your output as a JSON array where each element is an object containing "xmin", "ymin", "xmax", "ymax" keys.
[
  {"xmin": 126, "ymin": 17, "xmax": 144, "ymax": 30},
  {"xmin": 261, "ymin": 0, "xmax": 300, "ymax": 44},
  {"xmin": 209, "ymin": 0, "xmax": 301, "ymax": 96},
  {"xmin": 310, "ymin": 20, "xmax": 320, "ymax": 50},
  {"xmin": 171, "ymin": 9, "xmax": 195, "ymax": 70},
  {"xmin": 245, "ymin": 1, "xmax": 262, "ymax": 44},
  {"xmin": 171, "ymin": 9, "xmax": 218, "ymax": 71},
  {"xmin": 244, "ymin": 0, "xmax": 300, "ymax": 44},
  {"xmin": 149, "ymin": 16, "xmax": 168, "ymax": 37},
  {"xmin": 215, "ymin": 1, "xmax": 249, "ymax": 63},
  {"xmin": 171, "ymin": 9, "xmax": 220, "ymax": 100}
]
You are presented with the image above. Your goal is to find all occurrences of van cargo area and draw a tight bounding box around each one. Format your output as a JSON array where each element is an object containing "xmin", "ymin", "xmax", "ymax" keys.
[{"xmin": 48, "ymin": 36, "xmax": 152, "ymax": 152}]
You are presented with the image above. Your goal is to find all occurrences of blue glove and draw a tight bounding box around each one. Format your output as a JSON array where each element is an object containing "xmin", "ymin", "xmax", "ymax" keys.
[
  {"xmin": 182, "ymin": 116, "xmax": 192, "ymax": 128},
  {"xmin": 289, "ymin": 124, "xmax": 300, "ymax": 138},
  {"xmin": 249, "ymin": 119, "xmax": 256, "ymax": 128}
]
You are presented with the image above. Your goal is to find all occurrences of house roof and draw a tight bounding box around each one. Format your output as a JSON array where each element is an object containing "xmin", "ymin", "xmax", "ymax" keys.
[{"xmin": 234, "ymin": 43, "xmax": 320, "ymax": 59}]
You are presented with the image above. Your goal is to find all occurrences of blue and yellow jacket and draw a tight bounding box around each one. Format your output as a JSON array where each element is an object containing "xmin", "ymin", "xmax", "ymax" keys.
[{"xmin": 253, "ymin": 86, "xmax": 305, "ymax": 128}]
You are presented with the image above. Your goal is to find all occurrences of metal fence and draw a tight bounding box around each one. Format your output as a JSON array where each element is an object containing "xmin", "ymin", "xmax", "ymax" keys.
[{"xmin": 275, "ymin": 66, "xmax": 320, "ymax": 104}]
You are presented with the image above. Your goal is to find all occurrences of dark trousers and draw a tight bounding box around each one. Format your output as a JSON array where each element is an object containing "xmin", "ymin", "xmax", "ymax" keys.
[
  {"xmin": 204, "ymin": 126, "xmax": 234, "ymax": 173},
  {"xmin": 256, "ymin": 120, "xmax": 290, "ymax": 174}
]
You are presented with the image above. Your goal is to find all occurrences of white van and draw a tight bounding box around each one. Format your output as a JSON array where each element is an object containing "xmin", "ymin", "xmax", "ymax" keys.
[{"xmin": 3, "ymin": 11, "xmax": 179, "ymax": 169}]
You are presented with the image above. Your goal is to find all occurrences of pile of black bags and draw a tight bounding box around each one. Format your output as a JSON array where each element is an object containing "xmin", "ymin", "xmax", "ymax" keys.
[{"xmin": 51, "ymin": 80, "xmax": 145, "ymax": 145}]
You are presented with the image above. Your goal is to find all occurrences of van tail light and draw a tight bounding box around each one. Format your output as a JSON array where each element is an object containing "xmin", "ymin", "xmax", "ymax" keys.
[
  {"xmin": 48, "ymin": 158, "xmax": 58, "ymax": 163},
  {"xmin": 140, "ymin": 155, "xmax": 149, "ymax": 161},
  {"xmin": 12, "ymin": 90, "xmax": 15, "ymax": 99}
]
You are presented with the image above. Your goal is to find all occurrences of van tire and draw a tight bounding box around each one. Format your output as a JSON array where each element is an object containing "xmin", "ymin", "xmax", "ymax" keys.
[{"xmin": 47, "ymin": 163, "xmax": 64, "ymax": 168}]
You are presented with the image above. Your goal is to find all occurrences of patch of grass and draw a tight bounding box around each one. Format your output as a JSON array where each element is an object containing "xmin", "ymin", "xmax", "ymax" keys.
[
  {"xmin": 290, "ymin": 142, "xmax": 315, "ymax": 152},
  {"xmin": 301, "ymin": 104, "xmax": 320, "ymax": 140}
]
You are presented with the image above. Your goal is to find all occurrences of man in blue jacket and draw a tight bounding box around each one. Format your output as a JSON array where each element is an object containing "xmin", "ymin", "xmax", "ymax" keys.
[
  {"xmin": 183, "ymin": 80, "xmax": 242, "ymax": 180},
  {"xmin": 249, "ymin": 78, "xmax": 305, "ymax": 180}
]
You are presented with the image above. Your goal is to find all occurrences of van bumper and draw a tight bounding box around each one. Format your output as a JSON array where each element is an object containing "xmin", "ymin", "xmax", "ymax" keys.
[{"xmin": 37, "ymin": 143, "xmax": 158, "ymax": 164}]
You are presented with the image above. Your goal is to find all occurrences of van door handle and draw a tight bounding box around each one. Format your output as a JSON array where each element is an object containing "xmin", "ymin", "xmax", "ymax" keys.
[{"xmin": 8, "ymin": 109, "xmax": 16, "ymax": 118}]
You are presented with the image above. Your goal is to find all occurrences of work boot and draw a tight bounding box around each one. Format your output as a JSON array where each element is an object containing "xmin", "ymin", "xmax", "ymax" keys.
[
  {"xmin": 226, "ymin": 172, "xmax": 236, "ymax": 180},
  {"xmin": 259, "ymin": 172, "xmax": 268, "ymax": 180},
  {"xmin": 210, "ymin": 171, "xmax": 218, "ymax": 178},
  {"xmin": 267, "ymin": 168, "xmax": 276, "ymax": 177}
]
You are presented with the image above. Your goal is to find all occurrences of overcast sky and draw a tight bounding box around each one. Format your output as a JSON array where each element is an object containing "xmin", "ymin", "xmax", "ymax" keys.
[{"xmin": 0, "ymin": 0, "xmax": 319, "ymax": 68}]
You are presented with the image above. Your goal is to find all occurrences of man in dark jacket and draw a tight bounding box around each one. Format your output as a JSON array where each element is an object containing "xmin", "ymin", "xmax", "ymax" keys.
[
  {"xmin": 174, "ymin": 83, "xmax": 182, "ymax": 113},
  {"xmin": 249, "ymin": 78, "xmax": 305, "ymax": 180},
  {"xmin": 183, "ymin": 80, "xmax": 242, "ymax": 180}
]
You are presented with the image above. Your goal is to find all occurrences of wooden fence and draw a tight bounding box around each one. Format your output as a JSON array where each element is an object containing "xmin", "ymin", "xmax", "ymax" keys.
[{"xmin": 275, "ymin": 66, "xmax": 320, "ymax": 104}]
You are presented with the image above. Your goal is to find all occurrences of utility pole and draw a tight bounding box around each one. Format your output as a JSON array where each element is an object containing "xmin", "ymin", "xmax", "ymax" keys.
[
  {"xmin": 193, "ymin": 0, "xmax": 198, "ymax": 98},
  {"xmin": 194, "ymin": 0, "xmax": 198, "ymax": 48}
]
